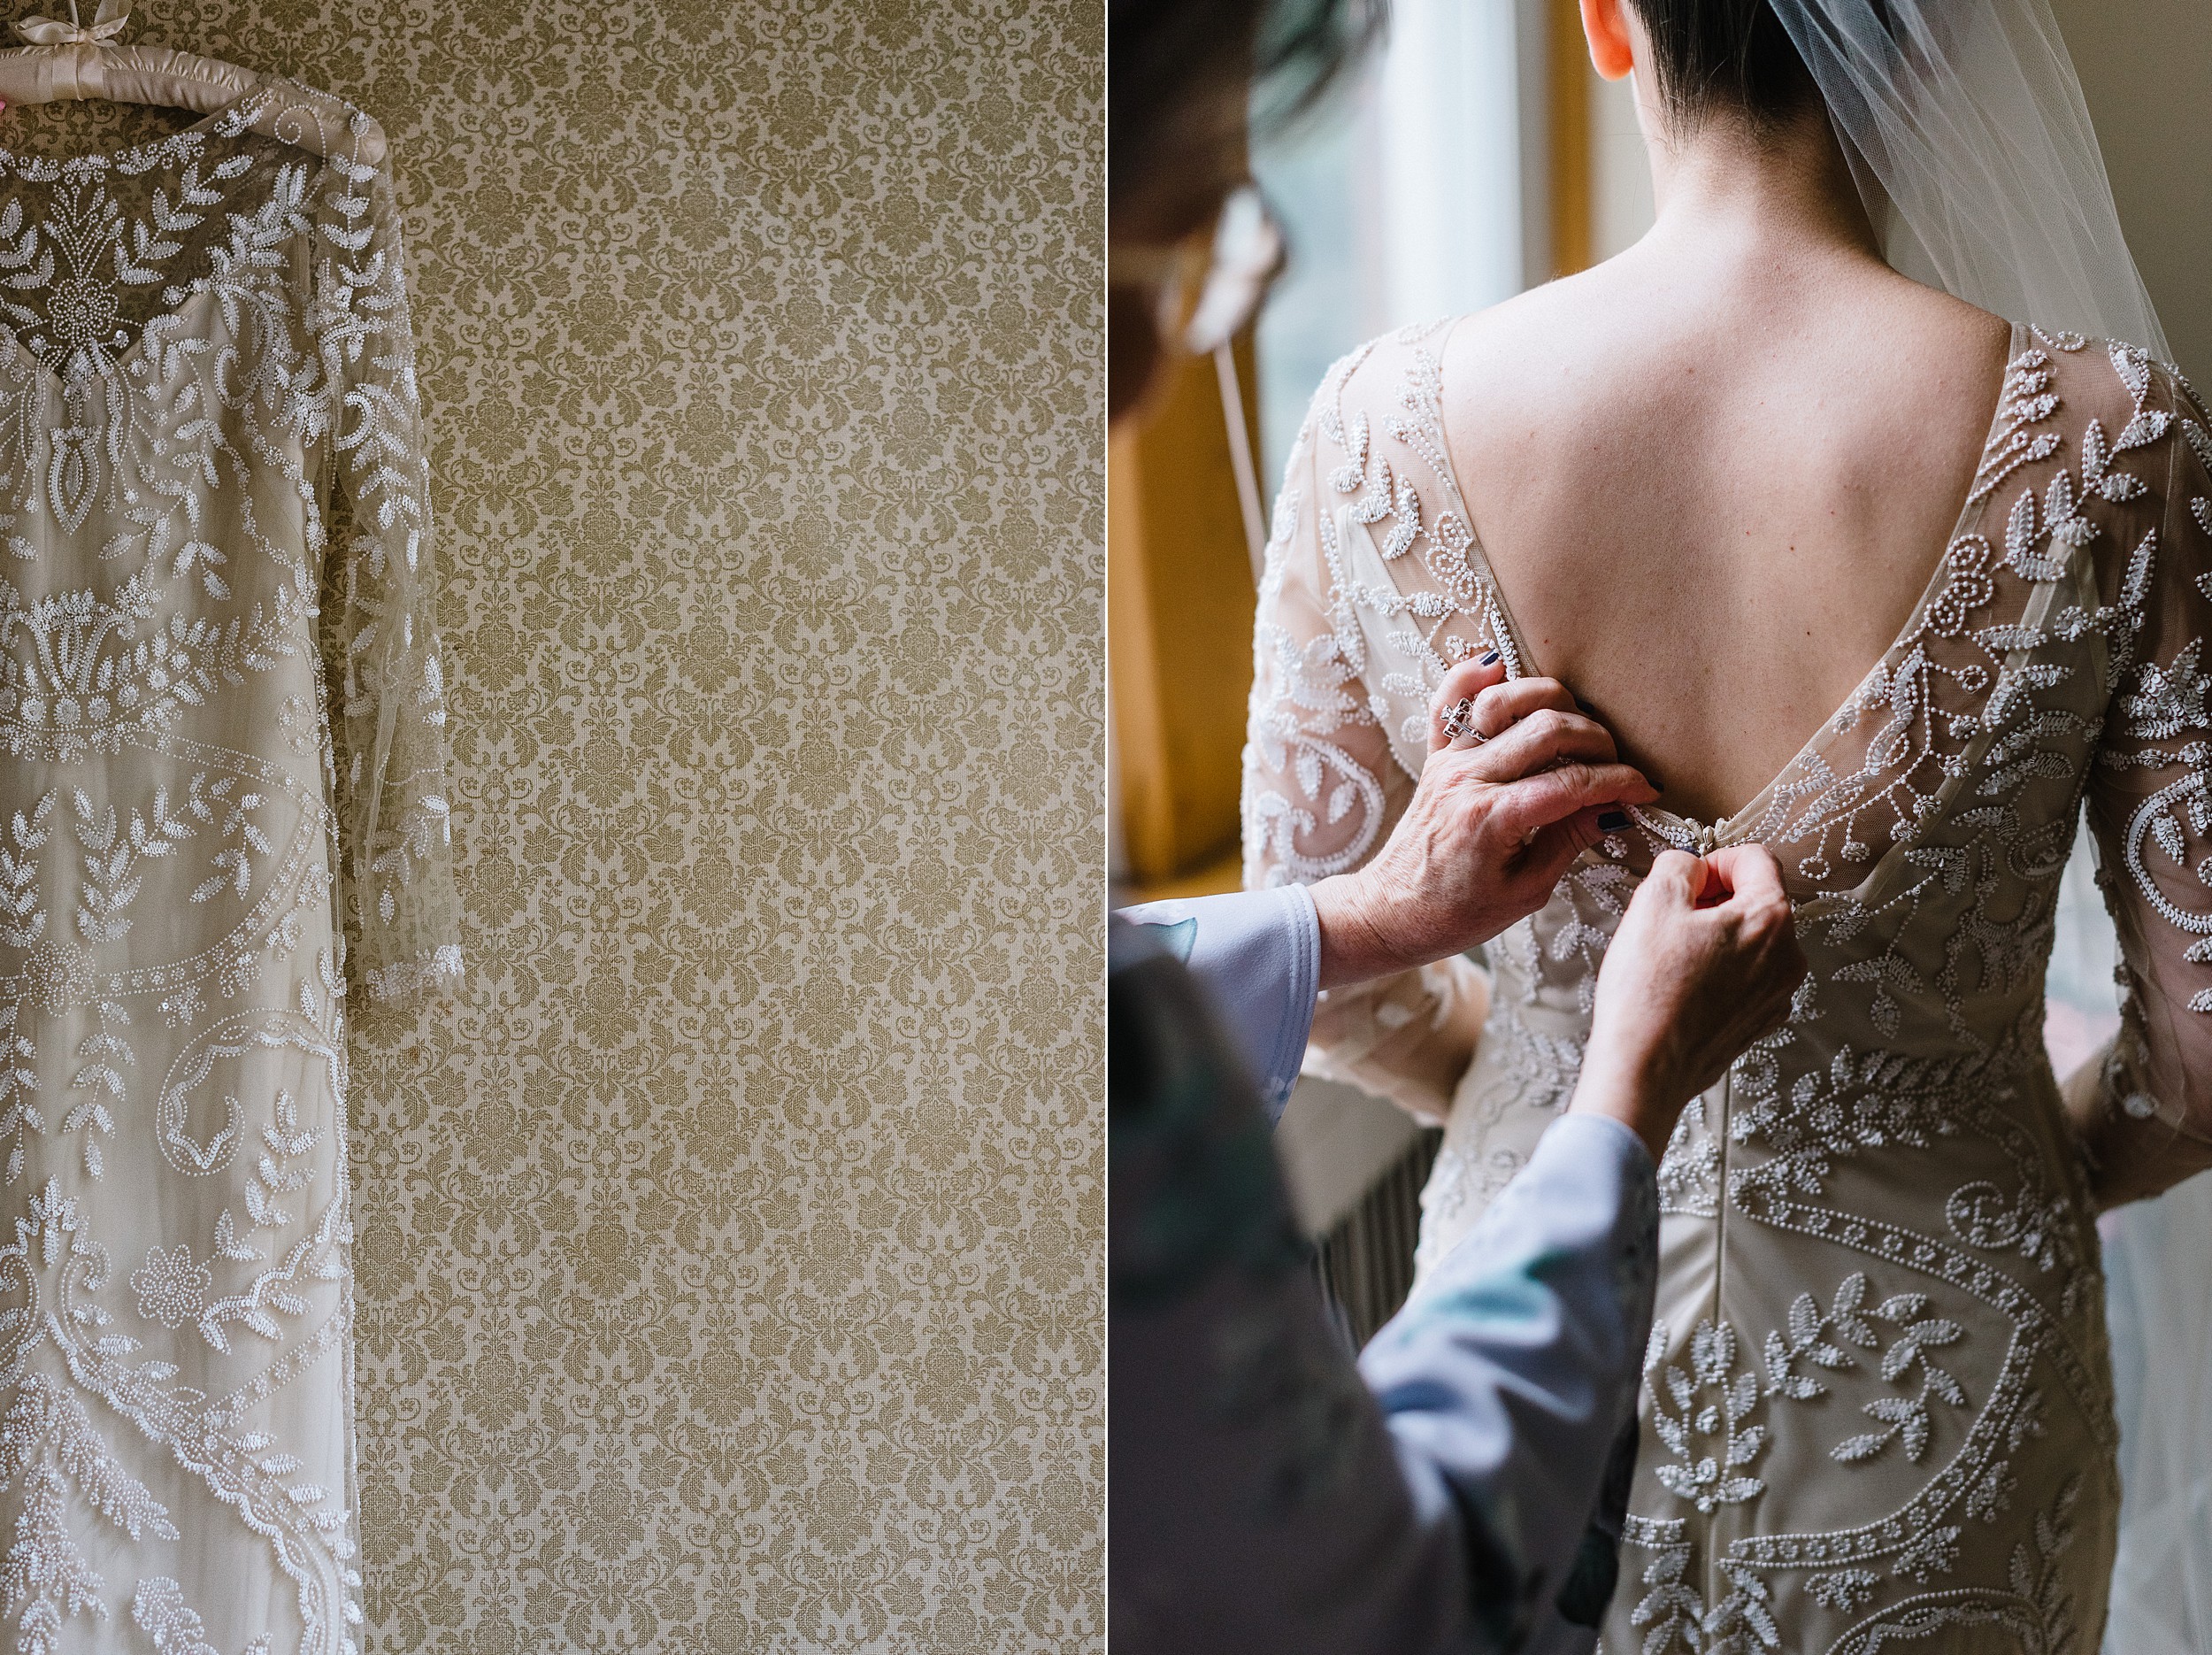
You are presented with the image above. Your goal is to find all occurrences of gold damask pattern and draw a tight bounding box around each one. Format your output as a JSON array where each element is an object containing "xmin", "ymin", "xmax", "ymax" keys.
[{"xmin": 10, "ymin": 0, "xmax": 1101, "ymax": 1645}]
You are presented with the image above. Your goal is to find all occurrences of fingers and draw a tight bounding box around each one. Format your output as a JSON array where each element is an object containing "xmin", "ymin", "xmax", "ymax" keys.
[
  {"xmin": 1460, "ymin": 676, "xmax": 1583, "ymax": 745},
  {"xmin": 1642, "ymin": 848, "xmax": 1705, "ymax": 905},
  {"xmin": 1429, "ymin": 666, "xmax": 1594, "ymax": 755},
  {"xmin": 1458, "ymin": 708, "xmax": 1618, "ymax": 789},
  {"xmin": 1434, "ymin": 651, "xmax": 1509, "ymax": 708},
  {"xmin": 1519, "ymin": 805, "xmax": 1603, "ymax": 885},
  {"xmin": 1696, "ymin": 848, "xmax": 1795, "ymax": 954},
  {"xmin": 1428, "ymin": 653, "xmax": 1509, "ymax": 754},
  {"xmin": 1489, "ymin": 757, "xmax": 1660, "ymax": 838},
  {"xmin": 1702, "ymin": 843, "xmax": 1788, "ymax": 908},
  {"xmin": 1696, "ymin": 845, "xmax": 1807, "ymax": 1017}
]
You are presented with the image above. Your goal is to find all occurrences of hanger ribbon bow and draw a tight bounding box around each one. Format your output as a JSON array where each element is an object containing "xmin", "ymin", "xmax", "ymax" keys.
[{"xmin": 14, "ymin": 0, "xmax": 128, "ymax": 47}]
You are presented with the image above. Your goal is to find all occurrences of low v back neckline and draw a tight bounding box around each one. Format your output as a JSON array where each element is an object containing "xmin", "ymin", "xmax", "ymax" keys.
[{"xmin": 1424, "ymin": 318, "xmax": 2026, "ymax": 856}]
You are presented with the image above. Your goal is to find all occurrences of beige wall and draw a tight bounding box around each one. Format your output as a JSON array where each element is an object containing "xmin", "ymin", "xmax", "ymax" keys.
[
  {"xmin": 20, "ymin": 1, "xmax": 1101, "ymax": 1646},
  {"xmin": 2055, "ymin": 0, "xmax": 2212, "ymax": 384}
]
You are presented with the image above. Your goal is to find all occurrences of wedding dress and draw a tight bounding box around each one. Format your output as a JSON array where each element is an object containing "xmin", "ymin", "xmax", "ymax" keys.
[
  {"xmin": 0, "ymin": 78, "xmax": 456, "ymax": 1654},
  {"xmin": 1243, "ymin": 315, "xmax": 2212, "ymax": 1650}
]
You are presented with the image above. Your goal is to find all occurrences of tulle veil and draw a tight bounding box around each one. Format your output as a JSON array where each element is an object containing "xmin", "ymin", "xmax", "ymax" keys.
[{"xmin": 1769, "ymin": 2, "xmax": 2211, "ymax": 1646}]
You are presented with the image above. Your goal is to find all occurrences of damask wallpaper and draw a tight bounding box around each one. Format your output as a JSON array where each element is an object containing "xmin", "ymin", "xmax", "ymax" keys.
[{"xmin": 11, "ymin": 0, "xmax": 1102, "ymax": 1646}]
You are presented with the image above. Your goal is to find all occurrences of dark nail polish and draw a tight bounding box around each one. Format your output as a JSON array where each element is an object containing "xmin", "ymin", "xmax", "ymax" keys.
[
  {"xmin": 1478, "ymin": 647, "xmax": 1500, "ymax": 666},
  {"xmin": 1598, "ymin": 810, "xmax": 1629, "ymax": 832}
]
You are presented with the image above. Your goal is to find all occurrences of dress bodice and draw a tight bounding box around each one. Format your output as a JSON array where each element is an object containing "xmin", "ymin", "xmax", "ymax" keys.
[{"xmin": 0, "ymin": 79, "xmax": 455, "ymax": 996}]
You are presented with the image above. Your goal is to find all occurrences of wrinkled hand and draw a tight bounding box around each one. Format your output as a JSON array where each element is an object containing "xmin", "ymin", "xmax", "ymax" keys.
[
  {"xmin": 1570, "ymin": 845, "xmax": 1808, "ymax": 1162},
  {"xmin": 1310, "ymin": 654, "xmax": 1658, "ymax": 989}
]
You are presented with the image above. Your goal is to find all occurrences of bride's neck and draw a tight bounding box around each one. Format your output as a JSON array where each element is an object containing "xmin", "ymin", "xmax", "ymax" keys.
[{"xmin": 1640, "ymin": 102, "xmax": 1884, "ymax": 267}]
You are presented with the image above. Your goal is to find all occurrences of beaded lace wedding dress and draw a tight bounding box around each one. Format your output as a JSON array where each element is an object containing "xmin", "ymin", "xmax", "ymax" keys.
[
  {"xmin": 1247, "ymin": 312, "xmax": 2212, "ymax": 1650},
  {"xmin": 0, "ymin": 77, "xmax": 456, "ymax": 1655}
]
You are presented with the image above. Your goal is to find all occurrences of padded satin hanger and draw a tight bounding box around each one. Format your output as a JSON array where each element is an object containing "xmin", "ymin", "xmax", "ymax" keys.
[{"xmin": 0, "ymin": 1, "xmax": 381, "ymax": 163}]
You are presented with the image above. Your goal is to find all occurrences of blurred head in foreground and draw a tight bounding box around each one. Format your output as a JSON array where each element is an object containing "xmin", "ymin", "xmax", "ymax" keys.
[{"xmin": 1108, "ymin": 0, "xmax": 1380, "ymax": 421}]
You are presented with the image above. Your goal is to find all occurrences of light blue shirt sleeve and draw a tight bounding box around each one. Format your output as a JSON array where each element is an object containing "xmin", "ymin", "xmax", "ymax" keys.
[
  {"xmin": 1359, "ymin": 1112, "xmax": 1659, "ymax": 1653},
  {"xmin": 1111, "ymin": 961, "xmax": 1661, "ymax": 1655},
  {"xmin": 1116, "ymin": 884, "xmax": 1319, "ymax": 1121}
]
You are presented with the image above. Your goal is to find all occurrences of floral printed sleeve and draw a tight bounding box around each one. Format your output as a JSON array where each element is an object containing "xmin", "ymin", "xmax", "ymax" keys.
[
  {"xmin": 2076, "ymin": 360, "xmax": 2212, "ymax": 1206},
  {"xmin": 1241, "ymin": 360, "xmax": 1487, "ymax": 1125},
  {"xmin": 312, "ymin": 129, "xmax": 461, "ymax": 1002}
]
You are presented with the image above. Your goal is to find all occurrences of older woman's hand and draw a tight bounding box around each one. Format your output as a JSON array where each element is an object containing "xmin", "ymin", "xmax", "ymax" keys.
[
  {"xmin": 1308, "ymin": 653, "xmax": 1659, "ymax": 989},
  {"xmin": 1570, "ymin": 844, "xmax": 1807, "ymax": 1162}
]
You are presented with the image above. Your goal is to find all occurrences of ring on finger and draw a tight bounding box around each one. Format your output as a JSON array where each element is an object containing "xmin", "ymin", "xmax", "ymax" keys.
[{"xmin": 1442, "ymin": 697, "xmax": 1487, "ymax": 746}]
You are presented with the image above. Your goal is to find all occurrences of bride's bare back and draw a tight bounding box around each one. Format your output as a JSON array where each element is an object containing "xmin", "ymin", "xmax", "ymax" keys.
[{"xmin": 1440, "ymin": 121, "xmax": 2012, "ymax": 825}]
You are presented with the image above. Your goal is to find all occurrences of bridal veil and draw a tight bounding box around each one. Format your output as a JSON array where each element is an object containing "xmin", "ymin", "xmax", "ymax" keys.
[{"xmin": 1770, "ymin": 2, "xmax": 2208, "ymax": 1646}]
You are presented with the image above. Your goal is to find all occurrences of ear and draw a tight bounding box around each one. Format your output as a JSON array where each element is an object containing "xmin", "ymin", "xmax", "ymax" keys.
[{"xmin": 1580, "ymin": 0, "xmax": 1635, "ymax": 81}]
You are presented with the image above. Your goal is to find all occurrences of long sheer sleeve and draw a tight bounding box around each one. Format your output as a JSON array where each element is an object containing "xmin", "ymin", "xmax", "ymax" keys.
[
  {"xmin": 1241, "ymin": 369, "xmax": 1486, "ymax": 1125},
  {"xmin": 311, "ymin": 131, "xmax": 461, "ymax": 1002},
  {"xmin": 2073, "ymin": 360, "xmax": 2212, "ymax": 1206}
]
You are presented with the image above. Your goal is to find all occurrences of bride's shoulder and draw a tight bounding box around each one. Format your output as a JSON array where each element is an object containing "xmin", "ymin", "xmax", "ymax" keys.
[
  {"xmin": 1440, "ymin": 266, "xmax": 1661, "ymax": 431},
  {"xmin": 1301, "ymin": 316, "xmax": 1459, "ymax": 417},
  {"xmin": 1305, "ymin": 278, "xmax": 1617, "ymax": 443},
  {"xmin": 2124, "ymin": 341, "xmax": 2211, "ymax": 431},
  {"xmin": 1280, "ymin": 316, "xmax": 1477, "ymax": 486},
  {"xmin": 2024, "ymin": 334, "xmax": 2212, "ymax": 526},
  {"xmin": 2029, "ymin": 328, "xmax": 2200, "ymax": 432},
  {"xmin": 2011, "ymin": 330, "xmax": 2212, "ymax": 565}
]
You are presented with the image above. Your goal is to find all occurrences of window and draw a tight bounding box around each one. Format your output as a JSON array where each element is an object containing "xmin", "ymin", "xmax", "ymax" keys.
[
  {"xmin": 1110, "ymin": 0, "xmax": 1564, "ymax": 904},
  {"xmin": 1253, "ymin": 0, "xmax": 1548, "ymax": 485}
]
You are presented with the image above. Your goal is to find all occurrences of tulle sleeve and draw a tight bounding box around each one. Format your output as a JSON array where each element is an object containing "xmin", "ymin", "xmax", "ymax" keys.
[
  {"xmin": 311, "ymin": 131, "xmax": 462, "ymax": 1003},
  {"xmin": 1240, "ymin": 370, "xmax": 1486, "ymax": 1125},
  {"xmin": 2072, "ymin": 362, "xmax": 2212, "ymax": 1205}
]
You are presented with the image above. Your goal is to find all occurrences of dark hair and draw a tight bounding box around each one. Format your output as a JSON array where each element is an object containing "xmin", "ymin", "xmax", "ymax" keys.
[
  {"xmin": 1110, "ymin": 0, "xmax": 1381, "ymax": 234},
  {"xmin": 1624, "ymin": 0, "xmax": 1821, "ymax": 131}
]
